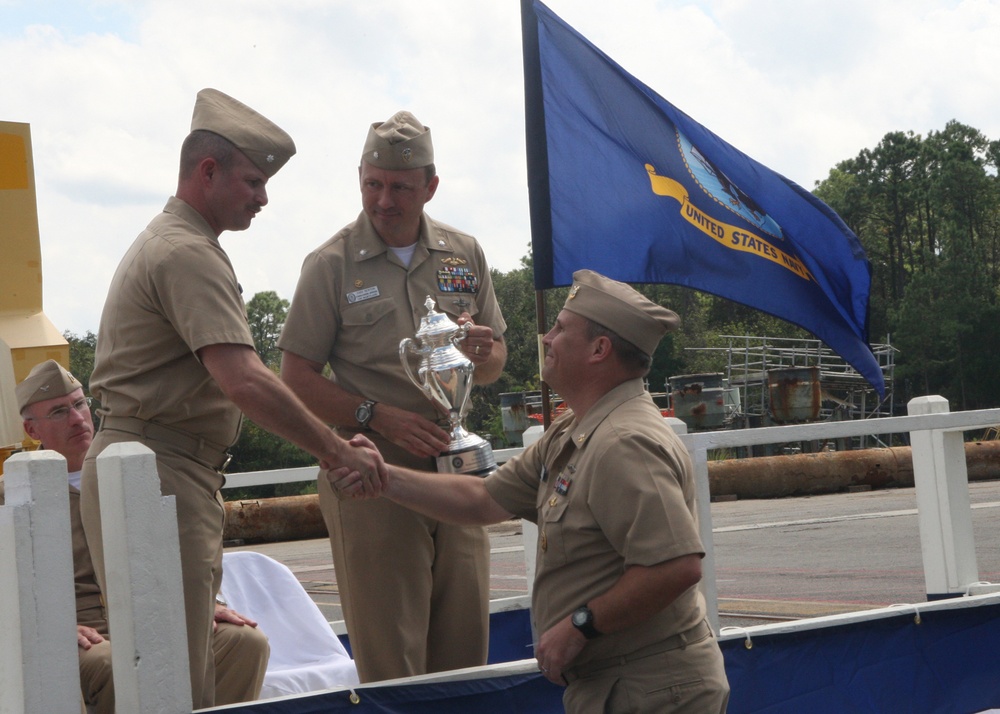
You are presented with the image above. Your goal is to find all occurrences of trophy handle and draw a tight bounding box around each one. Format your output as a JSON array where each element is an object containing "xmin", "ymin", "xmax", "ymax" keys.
[
  {"xmin": 399, "ymin": 337, "xmax": 428, "ymax": 395},
  {"xmin": 451, "ymin": 321, "xmax": 472, "ymax": 349}
]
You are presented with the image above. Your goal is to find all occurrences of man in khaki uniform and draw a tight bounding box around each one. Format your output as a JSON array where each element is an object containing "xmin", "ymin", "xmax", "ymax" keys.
[
  {"xmin": 6, "ymin": 360, "xmax": 269, "ymax": 713},
  {"xmin": 81, "ymin": 89, "xmax": 385, "ymax": 708},
  {"xmin": 335, "ymin": 270, "xmax": 730, "ymax": 713},
  {"xmin": 278, "ymin": 111, "xmax": 507, "ymax": 681}
]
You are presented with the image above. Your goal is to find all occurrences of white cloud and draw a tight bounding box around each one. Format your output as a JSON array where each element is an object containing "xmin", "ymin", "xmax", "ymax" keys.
[{"xmin": 2, "ymin": 0, "xmax": 998, "ymax": 334}]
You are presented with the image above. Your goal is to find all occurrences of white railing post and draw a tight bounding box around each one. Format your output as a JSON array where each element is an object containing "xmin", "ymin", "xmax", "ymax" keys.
[
  {"xmin": 96, "ymin": 441, "xmax": 191, "ymax": 713},
  {"xmin": 907, "ymin": 395, "xmax": 979, "ymax": 598},
  {"xmin": 0, "ymin": 451, "xmax": 81, "ymax": 714},
  {"xmin": 519, "ymin": 425, "xmax": 543, "ymax": 602},
  {"xmin": 674, "ymin": 419, "xmax": 719, "ymax": 633}
]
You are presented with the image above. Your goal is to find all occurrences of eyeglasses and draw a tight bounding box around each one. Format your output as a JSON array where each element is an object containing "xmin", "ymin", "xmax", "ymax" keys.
[{"xmin": 27, "ymin": 397, "xmax": 93, "ymax": 421}]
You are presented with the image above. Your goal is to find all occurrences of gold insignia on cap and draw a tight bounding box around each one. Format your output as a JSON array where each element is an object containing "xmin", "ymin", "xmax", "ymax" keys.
[
  {"xmin": 568, "ymin": 285, "xmax": 581, "ymax": 300},
  {"xmin": 354, "ymin": 279, "xmax": 364, "ymax": 288},
  {"xmin": 362, "ymin": 111, "xmax": 433, "ymax": 171},
  {"xmin": 441, "ymin": 257, "xmax": 467, "ymax": 266}
]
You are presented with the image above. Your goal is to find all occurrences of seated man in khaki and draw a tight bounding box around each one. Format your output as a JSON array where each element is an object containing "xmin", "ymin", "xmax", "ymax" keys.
[{"xmin": 2, "ymin": 360, "xmax": 269, "ymax": 713}]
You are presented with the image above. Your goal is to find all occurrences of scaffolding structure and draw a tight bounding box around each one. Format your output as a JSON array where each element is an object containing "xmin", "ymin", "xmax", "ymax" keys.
[{"xmin": 684, "ymin": 335, "xmax": 897, "ymax": 449}]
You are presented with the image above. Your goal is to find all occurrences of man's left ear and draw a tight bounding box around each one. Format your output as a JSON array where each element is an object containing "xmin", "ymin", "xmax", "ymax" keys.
[{"xmin": 590, "ymin": 336, "xmax": 613, "ymax": 363}]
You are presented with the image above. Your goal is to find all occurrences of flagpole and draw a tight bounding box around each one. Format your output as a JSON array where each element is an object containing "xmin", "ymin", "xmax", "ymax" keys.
[
  {"xmin": 522, "ymin": 0, "xmax": 554, "ymax": 429},
  {"xmin": 535, "ymin": 288, "xmax": 551, "ymax": 429}
]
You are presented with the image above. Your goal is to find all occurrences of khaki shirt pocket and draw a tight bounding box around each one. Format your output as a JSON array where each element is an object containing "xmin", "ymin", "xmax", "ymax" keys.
[
  {"xmin": 538, "ymin": 495, "xmax": 570, "ymax": 566},
  {"xmin": 435, "ymin": 293, "xmax": 481, "ymax": 322},
  {"xmin": 341, "ymin": 296, "xmax": 398, "ymax": 328}
]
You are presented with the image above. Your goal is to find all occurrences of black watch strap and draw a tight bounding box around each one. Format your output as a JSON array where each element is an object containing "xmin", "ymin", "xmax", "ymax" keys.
[{"xmin": 571, "ymin": 605, "xmax": 602, "ymax": 639}]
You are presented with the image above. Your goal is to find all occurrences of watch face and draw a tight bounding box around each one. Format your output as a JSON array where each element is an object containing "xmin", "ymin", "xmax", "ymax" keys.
[{"xmin": 572, "ymin": 609, "xmax": 588, "ymax": 626}]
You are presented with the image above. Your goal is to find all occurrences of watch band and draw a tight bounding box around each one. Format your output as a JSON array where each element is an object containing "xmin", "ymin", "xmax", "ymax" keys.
[
  {"xmin": 356, "ymin": 399, "xmax": 377, "ymax": 429},
  {"xmin": 572, "ymin": 605, "xmax": 602, "ymax": 639}
]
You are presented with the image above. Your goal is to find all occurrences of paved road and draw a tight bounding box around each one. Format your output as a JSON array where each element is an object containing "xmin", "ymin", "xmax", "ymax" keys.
[
  {"xmin": 712, "ymin": 480, "xmax": 1000, "ymax": 626},
  {"xmin": 226, "ymin": 521, "xmax": 529, "ymax": 624},
  {"xmin": 228, "ymin": 480, "xmax": 1000, "ymax": 630}
]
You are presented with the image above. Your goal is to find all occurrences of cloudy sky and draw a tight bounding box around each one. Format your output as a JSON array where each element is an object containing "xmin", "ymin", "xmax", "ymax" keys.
[{"xmin": 3, "ymin": 0, "xmax": 998, "ymax": 335}]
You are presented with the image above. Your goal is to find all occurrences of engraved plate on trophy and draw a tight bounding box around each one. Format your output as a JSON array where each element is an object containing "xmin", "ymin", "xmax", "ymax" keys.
[{"xmin": 399, "ymin": 296, "xmax": 497, "ymax": 476}]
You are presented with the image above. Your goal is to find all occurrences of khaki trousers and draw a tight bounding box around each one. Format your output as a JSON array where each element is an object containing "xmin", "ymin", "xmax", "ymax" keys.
[
  {"xmin": 81, "ymin": 430, "xmax": 226, "ymax": 709},
  {"xmin": 318, "ymin": 436, "xmax": 490, "ymax": 682},
  {"xmin": 78, "ymin": 621, "xmax": 269, "ymax": 711},
  {"xmin": 562, "ymin": 627, "xmax": 730, "ymax": 714}
]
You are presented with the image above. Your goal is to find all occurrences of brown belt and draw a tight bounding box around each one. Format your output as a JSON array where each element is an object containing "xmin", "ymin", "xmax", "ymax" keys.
[
  {"xmin": 563, "ymin": 619, "xmax": 713, "ymax": 682},
  {"xmin": 98, "ymin": 415, "xmax": 232, "ymax": 472}
]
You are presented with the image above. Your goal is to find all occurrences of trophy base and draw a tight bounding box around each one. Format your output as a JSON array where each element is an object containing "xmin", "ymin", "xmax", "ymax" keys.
[{"xmin": 436, "ymin": 435, "xmax": 497, "ymax": 477}]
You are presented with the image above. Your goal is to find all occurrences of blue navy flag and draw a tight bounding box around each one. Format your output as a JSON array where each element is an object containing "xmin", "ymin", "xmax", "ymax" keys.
[{"xmin": 521, "ymin": 0, "xmax": 884, "ymax": 395}]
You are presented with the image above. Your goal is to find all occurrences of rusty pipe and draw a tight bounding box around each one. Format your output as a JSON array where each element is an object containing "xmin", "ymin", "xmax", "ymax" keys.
[
  {"xmin": 223, "ymin": 442, "xmax": 1000, "ymax": 542},
  {"xmin": 224, "ymin": 494, "xmax": 326, "ymax": 543},
  {"xmin": 707, "ymin": 441, "xmax": 1000, "ymax": 499}
]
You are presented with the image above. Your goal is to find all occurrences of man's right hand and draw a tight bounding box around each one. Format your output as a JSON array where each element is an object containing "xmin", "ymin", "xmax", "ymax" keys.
[
  {"xmin": 320, "ymin": 432, "xmax": 388, "ymax": 498},
  {"xmin": 77, "ymin": 625, "xmax": 105, "ymax": 651},
  {"xmin": 370, "ymin": 402, "xmax": 451, "ymax": 458}
]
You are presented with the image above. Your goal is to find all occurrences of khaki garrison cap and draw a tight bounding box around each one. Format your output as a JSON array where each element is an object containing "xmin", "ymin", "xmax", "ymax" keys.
[
  {"xmin": 190, "ymin": 88, "xmax": 296, "ymax": 178},
  {"xmin": 562, "ymin": 270, "xmax": 680, "ymax": 357},
  {"xmin": 361, "ymin": 110, "xmax": 433, "ymax": 170},
  {"xmin": 16, "ymin": 360, "xmax": 81, "ymax": 412}
]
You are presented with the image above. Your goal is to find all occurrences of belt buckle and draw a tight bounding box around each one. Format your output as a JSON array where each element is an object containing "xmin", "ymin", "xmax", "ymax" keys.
[{"xmin": 219, "ymin": 453, "xmax": 233, "ymax": 474}]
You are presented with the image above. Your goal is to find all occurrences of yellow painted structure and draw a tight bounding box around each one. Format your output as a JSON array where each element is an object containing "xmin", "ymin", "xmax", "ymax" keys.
[{"xmin": 0, "ymin": 121, "xmax": 67, "ymax": 458}]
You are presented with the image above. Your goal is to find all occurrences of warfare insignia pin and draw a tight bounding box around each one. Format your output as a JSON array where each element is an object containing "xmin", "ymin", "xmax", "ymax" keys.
[{"xmin": 442, "ymin": 257, "xmax": 468, "ymax": 267}]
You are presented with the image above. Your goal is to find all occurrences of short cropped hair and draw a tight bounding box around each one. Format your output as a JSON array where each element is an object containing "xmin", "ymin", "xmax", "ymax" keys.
[
  {"xmin": 583, "ymin": 318, "xmax": 652, "ymax": 376},
  {"xmin": 179, "ymin": 129, "xmax": 237, "ymax": 178}
]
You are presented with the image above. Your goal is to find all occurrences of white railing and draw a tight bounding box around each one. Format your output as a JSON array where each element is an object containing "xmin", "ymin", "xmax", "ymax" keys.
[{"xmin": 3, "ymin": 395, "xmax": 999, "ymax": 711}]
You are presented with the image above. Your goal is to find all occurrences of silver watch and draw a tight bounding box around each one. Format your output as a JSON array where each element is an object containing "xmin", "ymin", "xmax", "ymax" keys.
[{"xmin": 355, "ymin": 399, "xmax": 377, "ymax": 429}]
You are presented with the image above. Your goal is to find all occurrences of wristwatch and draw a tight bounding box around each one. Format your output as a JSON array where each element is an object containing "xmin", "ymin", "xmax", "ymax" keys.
[
  {"xmin": 355, "ymin": 399, "xmax": 377, "ymax": 430},
  {"xmin": 571, "ymin": 605, "xmax": 602, "ymax": 639}
]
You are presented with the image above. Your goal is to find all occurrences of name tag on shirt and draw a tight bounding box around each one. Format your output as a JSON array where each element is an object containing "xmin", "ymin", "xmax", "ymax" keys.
[{"xmin": 347, "ymin": 286, "xmax": 380, "ymax": 304}]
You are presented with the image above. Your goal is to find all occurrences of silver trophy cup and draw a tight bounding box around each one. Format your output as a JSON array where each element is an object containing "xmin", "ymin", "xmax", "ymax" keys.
[{"xmin": 399, "ymin": 296, "xmax": 497, "ymax": 476}]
